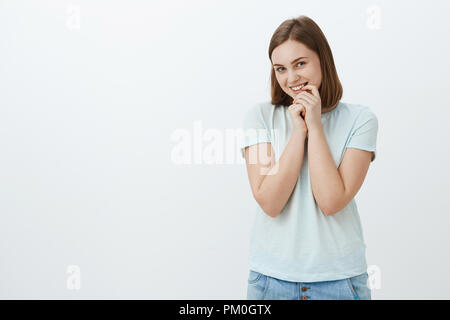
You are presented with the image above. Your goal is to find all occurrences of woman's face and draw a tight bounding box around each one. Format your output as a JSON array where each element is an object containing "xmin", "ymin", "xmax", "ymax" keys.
[{"xmin": 271, "ymin": 39, "xmax": 322, "ymax": 100}]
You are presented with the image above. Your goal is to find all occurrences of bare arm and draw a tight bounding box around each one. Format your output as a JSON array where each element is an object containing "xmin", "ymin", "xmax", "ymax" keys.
[
  {"xmin": 307, "ymin": 125, "xmax": 345, "ymax": 215},
  {"xmin": 244, "ymin": 129, "xmax": 307, "ymax": 218}
]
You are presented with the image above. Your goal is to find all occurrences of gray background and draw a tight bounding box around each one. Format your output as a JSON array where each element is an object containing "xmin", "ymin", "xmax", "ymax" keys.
[{"xmin": 1, "ymin": 0, "xmax": 449, "ymax": 299}]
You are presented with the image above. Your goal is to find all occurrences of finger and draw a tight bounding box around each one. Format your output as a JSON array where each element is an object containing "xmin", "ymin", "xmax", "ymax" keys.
[
  {"xmin": 292, "ymin": 104, "xmax": 304, "ymax": 115},
  {"xmin": 294, "ymin": 95, "xmax": 314, "ymax": 105},
  {"xmin": 295, "ymin": 91, "xmax": 316, "ymax": 103},
  {"xmin": 294, "ymin": 98, "xmax": 311, "ymax": 111},
  {"xmin": 293, "ymin": 100, "xmax": 306, "ymax": 108},
  {"xmin": 294, "ymin": 101, "xmax": 306, "ymax": 115},
  {"xmin": 302, "ymin": 84, "xmax": 320, "ymax": 98},
  {"xmin": 289, "ymin": 103, "xmax": 302, "ymax": 111},
  {"xmin": 294, "ymin": 91, "xmax": 315, "ymax": 102}
]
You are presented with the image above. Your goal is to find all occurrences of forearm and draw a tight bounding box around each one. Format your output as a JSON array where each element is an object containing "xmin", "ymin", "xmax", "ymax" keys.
[
  {"xmin": 307, "ymin": 126, "xmax": 345, "ymax": 215},
  {"xmin": 257, "ymin": 129, "xmax": 307, "ymax": 217}
]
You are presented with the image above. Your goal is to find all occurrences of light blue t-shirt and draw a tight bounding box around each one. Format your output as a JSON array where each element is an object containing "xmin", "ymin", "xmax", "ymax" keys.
[{"xmin": 240, "ymin": 101, "xmax": 378, "ymax": 282}]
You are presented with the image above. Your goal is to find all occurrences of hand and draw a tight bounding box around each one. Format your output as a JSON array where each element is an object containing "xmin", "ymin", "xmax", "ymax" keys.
[
  {"xmin": 293, "ymin": 84, "xmax": 322, "ymax": 133},
  {"xmin": 288, "ymin": 101, "xmax": 307, "ymax": 135}
]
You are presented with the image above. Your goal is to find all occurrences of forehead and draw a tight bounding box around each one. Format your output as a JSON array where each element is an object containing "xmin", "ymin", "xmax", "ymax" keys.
[{"xmin": 271, "ymin": 40, "xmax": 315, "ymax": 63}]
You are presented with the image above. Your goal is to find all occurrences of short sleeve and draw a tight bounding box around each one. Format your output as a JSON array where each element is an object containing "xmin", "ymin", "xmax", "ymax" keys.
[
  {"xmin": 240, "ymin": 104, "xmax": 272, "ymax": 159},
  {"xmin": 346, "ymin": 109, "xmax": 378, "ymax": 162}
]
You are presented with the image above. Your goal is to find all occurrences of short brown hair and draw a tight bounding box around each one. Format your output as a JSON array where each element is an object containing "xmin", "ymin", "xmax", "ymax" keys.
[{"xmin": 268, "ymin": 15, "xmax": 343, "ymax": 111}]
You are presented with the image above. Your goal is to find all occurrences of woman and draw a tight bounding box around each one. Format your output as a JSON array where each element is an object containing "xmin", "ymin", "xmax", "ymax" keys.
[{"xmin": 241, "ymin": 15, "xmax": 378, "ymax": 300}]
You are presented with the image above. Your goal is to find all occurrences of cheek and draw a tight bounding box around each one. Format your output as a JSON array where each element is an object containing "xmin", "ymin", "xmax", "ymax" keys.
[
  {"xmin": 276, "ymin": 75, "xmax": 285, "ymax": 87},
  {"xmin": 312, "ymin": 65, "xmax": 322, "ymax": 79},
  {"xmin": 312, "ymin": 68, "xmax": 320, "ymax": 78}
]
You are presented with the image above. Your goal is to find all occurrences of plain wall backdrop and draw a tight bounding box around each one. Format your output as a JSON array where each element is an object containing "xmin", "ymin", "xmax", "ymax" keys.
[{"xmin": 1, "ymin": 0, "xmax": 449, "ymax": 299}]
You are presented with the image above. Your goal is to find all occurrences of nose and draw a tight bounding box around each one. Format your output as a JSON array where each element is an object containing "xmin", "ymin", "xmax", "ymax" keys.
[{"xmin": 287, "ymin": 69, "xmax": 300, "ymax": 85}]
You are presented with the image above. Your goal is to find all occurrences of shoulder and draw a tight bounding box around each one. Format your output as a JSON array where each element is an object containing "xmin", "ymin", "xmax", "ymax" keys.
[
  {"xmin": 249, "ymin": 101, "xmax": 276, "ymax": 113},
  {"xmin": 340, "ymin": 102, "xmax": 377, "ymax": 122},
  {"xmin": 243, "ymin": 101, "xmax": 277, "ymax": 120}
]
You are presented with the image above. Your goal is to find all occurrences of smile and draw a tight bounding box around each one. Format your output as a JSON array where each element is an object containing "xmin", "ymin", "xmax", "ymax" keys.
[{"xmin": 290, "ymin": 82, "xmax": 308, "ymax": 92}]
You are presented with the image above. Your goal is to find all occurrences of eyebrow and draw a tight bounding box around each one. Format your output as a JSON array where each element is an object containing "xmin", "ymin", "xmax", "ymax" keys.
[{"xmin": 272, "ymin": 57, "xmax": 307, "ymax": 67}]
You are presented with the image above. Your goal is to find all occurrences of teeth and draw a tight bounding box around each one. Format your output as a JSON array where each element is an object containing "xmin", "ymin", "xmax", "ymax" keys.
[{"xmin": 292, "ymin": 83, "xmax": 306, "ymax": 91}]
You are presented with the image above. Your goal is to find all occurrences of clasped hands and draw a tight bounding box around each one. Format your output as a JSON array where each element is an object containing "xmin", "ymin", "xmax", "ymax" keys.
[{"xmin": 292, "ymin": 84, "xmax": 323, "ymax": 133}]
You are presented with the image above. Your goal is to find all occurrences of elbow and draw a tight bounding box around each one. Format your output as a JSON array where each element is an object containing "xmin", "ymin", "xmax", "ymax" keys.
[
  {"xmin": 255, "ymin": 192, "xmax": 280, "ymax": 218},
  {"xmin": 323, "ymin": 197, "xmax": 350, "ymax": 216},
  {"xmin": 259, "ymin": 200, "xmax": 280, "ymax": 218},
  {"xmin": 322, "ymin": 202, "xmax": 345, "ymax": 216},
  {"xmin": 262, "ymin": 207, "xmax": 279, "ymax": 218},
  {"xmin": 320, "ymin": 202, "xmax": 338, "ymax": 216},
  {"xmin": 316, "ymin": 193, "xmax": 343, "ymax": 216},
  {"xmin": 266, "ymin": 206, "xmax": 281, "ymax": 218}
]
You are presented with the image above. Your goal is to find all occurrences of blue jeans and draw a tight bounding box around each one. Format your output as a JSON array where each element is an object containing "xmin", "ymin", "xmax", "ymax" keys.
[{"xmin": 246, "ymin": 270, "xmax": 371, "ymax": 300}]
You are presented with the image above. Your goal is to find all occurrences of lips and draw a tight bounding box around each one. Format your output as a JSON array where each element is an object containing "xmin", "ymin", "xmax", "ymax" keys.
[
  {"xmin": 290, "ymin": 82, "xmax": 308, "ymax": 89},
  {"xmin": 290, "ymin": 82, "xmax": 308, "ymax": 93}
]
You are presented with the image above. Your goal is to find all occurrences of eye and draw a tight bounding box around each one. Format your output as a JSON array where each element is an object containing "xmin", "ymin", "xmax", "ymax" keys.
[{"xmin": 275, "ymin": 61, "xmax": 305, "ymax": 72}]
